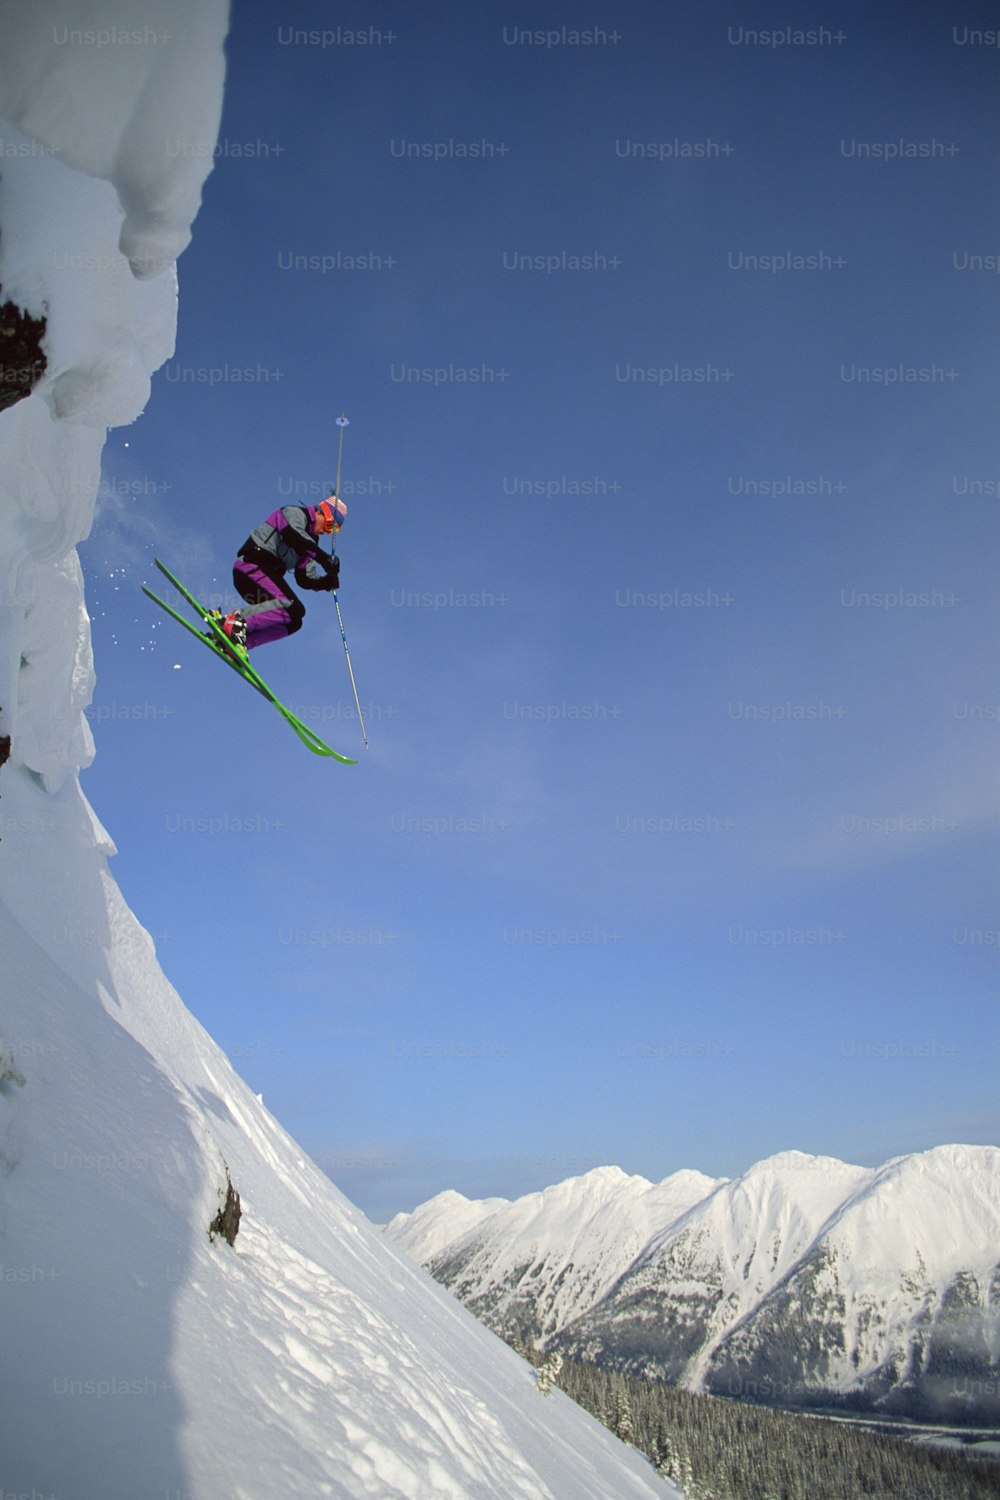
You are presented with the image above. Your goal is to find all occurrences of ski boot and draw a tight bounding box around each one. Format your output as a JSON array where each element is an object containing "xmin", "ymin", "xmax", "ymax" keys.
[{"xmin": 205, "ymin": 609, "xmax": 249, "ymax": 665}]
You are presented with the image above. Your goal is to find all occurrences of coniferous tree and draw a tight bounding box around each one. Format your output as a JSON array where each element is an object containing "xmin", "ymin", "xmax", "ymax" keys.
[
  {"xmin": 613, "ymin": 1384, "xmax": 635, "ymax": 1445},
  {"xmin": 535, "ymin": 1347, "xmax": 563, "ymax": 1397},
  {"xmin": 653, "ymin": 1424, "xmax": 679, "ymax": 1483},
  {"xmin": 511, "ymin": 1328, "xmax": 530, "ymax": 1363},
  {"xmin": 683, "ymin": 1450, "xmax": 700, "ymax": 1498}
]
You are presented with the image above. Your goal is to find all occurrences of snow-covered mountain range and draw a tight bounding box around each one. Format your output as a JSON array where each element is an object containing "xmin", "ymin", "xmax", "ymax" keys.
[
  {"xmin": 0, "ymin": 8, "xmax": 675, "ymax": 1497},
  {"xmin": 387, "ymin": 1146, "xmax": 1000, "ymax": 1424}
]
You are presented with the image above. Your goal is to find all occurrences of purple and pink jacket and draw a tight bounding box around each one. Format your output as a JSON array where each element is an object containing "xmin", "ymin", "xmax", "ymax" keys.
[{"xmin": 239, "ymin": 504, "xmax": 336, "ymax": 589}]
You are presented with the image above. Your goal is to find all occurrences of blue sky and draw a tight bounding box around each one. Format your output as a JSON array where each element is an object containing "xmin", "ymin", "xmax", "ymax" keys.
[{"xmin": 79, "ymin": 0, "xmax": 999, "ymax": 1221}]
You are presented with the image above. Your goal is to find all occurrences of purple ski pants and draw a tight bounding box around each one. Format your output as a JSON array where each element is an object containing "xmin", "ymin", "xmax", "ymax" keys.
[{"xmin": 232, "ymin": 558, "xmax": 306, "ymax": 648}]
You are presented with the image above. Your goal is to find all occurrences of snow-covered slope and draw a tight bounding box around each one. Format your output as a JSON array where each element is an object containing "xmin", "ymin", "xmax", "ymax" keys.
[
  {"xmin": 388, "ymin": 1149, "xmax": 1000, "ymax": 1423},
  {"xmin": 575, "ymin": 1151, "xmax": 872, "ymax": 1385},
  {"xmin": 390, "ymin": 1166, "xmax": 721, "ymax": 1345},
  {"xmin": 0, "ymin": 15, "xmax": 676, "ymax": 1499},
  {"xmin": 698, "ymin": 1145, "xmax": 1000, "ymax": 1420}
]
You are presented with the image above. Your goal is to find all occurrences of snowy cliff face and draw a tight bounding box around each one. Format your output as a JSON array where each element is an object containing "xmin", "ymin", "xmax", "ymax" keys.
[
  {"xmin": 0, "ymin": 0, "xmax": 224, "ymax": 791},
  {"xmin": 388, "ymin": 1148, "xmax": 1000, "ymax": 1424},
  {"xmin": 0, "ymin": 12, "xmax": 675, "ymax": 1499}
]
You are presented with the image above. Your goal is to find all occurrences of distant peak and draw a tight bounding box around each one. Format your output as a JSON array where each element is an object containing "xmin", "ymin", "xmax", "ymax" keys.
[
  {"xmin": 744, "ymin": 1149, "xmax": 858, "ymax": 1176},
  {"xmin": 575, "ymin": 1165, "xmax": 633, "ymax": 1182},
  {"xmin": 657, "ymin": 1168, "xmax": 727, "ymax": 1190},
  {"xmin": 557, "ymin": 1165, "xmax": 655, "ymax": 1194},
  {"xmin": 878, "ymin": 1142, "xmax": 999, "ymax": 1178}
]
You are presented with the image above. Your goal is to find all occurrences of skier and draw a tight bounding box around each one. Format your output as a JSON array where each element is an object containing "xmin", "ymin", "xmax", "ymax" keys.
[{"xmin": 209, "ymin": 496, "xmax": 347, "ymax": 659}]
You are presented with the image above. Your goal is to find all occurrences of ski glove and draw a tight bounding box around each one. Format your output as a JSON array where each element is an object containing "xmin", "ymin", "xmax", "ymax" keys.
[{"xmin": 323, "ymin": 555, "xmax": 340, "ymax": 591}]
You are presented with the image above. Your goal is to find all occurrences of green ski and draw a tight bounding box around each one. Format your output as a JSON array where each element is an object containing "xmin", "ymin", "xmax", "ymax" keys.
[{"xmin": 142, "ymin": 559, "xmax": 357, "ymax": 763}]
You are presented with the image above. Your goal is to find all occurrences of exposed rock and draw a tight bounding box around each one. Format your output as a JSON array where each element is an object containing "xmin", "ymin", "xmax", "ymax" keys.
[
  {"xmin": 208, "ymin": 1166, "xmax": 241, "ymax": 1246},
  {"xmin": 0, "ymin": 294, "xmax": 47, "ymax": 414}
]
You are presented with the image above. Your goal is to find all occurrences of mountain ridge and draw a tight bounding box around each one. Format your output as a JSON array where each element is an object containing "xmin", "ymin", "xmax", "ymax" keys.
[{"xmin": 385, "ymin": 1145, "xmax": 1000, "ymax": 1423}]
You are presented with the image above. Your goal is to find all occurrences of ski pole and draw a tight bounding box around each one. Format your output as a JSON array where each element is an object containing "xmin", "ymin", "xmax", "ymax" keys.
[
  {"xmin": 329, "ymin": 414, "xmax": 369, "ymax": 750},
  {"xmin": 334, "ymin": 590, "xmax": 368, "ymax": 750}
]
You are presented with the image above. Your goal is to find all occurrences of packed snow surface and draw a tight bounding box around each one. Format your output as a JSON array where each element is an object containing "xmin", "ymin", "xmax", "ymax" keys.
[{"xmin": 0, "ymin": 10, "xmax": 676, "ymax": 1498}]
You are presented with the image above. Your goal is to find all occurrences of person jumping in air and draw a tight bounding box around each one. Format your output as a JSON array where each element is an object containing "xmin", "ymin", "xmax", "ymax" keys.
[{"xmin": 208, "ymin": 496, "xmax": 347, "ymax": 661}]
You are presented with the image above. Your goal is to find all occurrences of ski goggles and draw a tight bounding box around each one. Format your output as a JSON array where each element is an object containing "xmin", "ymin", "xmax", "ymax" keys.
[{"xmin": 317, "ymin": 497, "xmax": 348, "ymax": 532}]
